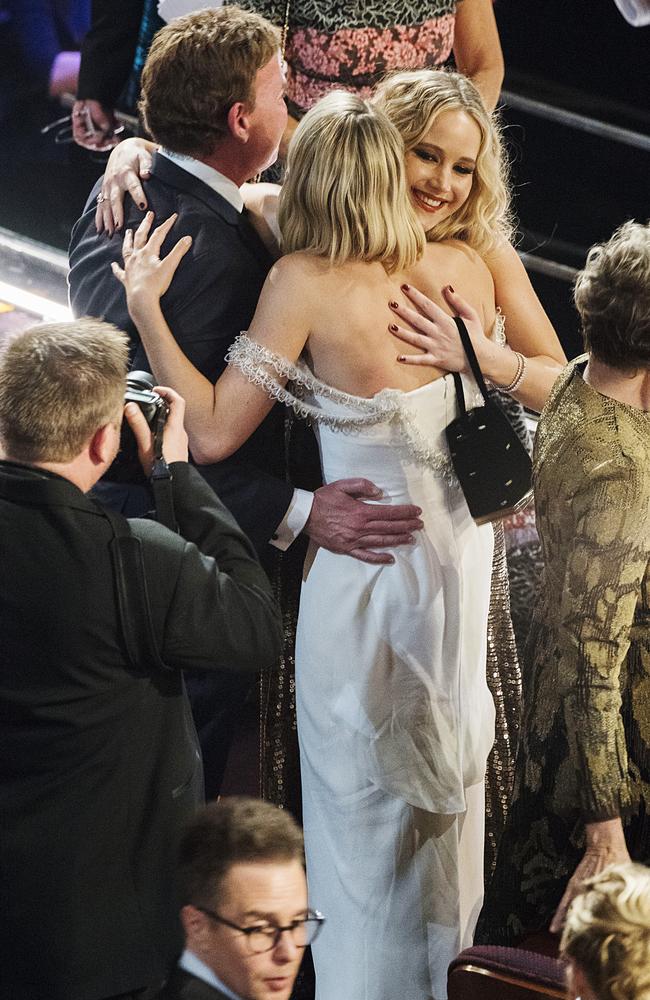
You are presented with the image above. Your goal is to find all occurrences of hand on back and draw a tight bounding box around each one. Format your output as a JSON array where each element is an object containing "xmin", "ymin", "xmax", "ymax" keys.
[{"xmin": 111, "ymin": 212, "xmax": 192, "ymax": 316}]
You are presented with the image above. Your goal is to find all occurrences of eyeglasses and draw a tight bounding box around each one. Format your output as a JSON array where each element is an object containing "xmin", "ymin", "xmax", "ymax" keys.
[{"xmin": 195, "ymin": 906, "xmax": 326, "ymax": 953}]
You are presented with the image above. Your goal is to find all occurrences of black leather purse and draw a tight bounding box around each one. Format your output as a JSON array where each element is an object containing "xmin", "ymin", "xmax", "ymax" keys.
[{"xmin": 445, "ymin": 316, "xmax": 533, "ymax": 524}]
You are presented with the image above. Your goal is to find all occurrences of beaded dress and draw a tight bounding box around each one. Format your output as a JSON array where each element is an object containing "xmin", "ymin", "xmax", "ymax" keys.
[
  {"xmin": 228, "ymin": 333, "xmax": 496, "ymax": 1000},
  {"xmin": 476, "ymin": 359, "xmax": 650, "ymax": 944}
]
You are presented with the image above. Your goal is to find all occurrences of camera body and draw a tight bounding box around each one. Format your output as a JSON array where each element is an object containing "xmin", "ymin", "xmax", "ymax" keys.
[{"xmin": 105, "ymin": 371, "xmax": 168, "ymax": 483}]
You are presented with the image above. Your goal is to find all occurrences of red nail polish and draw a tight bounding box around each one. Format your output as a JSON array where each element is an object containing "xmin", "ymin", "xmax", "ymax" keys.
[
  {"xmin": 389, "ymin": 300, "xmax": 398, "ymax": 309},
  {"xmin": 401, "ymin": 283, "xmax": 410, "ymax": 292},
  {"xmin": 389, "ymin": 323, "xmax": 398, "ymax": 333},
  {"xmin": 447, "ymin": 284, "xmax": 455, "ymax": 293},
  {"xmin": 397, "ymin": 355, "xmax": 406, "ymax": 362}
]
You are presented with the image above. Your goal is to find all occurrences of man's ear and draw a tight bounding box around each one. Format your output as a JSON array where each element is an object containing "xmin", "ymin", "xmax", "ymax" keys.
[
  {"xmin": 89, "ymin": 423, "xmax": 117, "ymax": 468},
  {"xmin": 227, "ymin": 101, "xmax": 251, "ymax": 143},
  {"xmin": 181, "ymin": 904, "xmax": 210, "ymax": 944}
]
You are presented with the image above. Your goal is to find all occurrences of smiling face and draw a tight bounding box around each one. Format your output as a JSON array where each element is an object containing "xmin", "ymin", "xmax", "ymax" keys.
[{"xmin": 404, "ymin": 108, "xmax": 482, "ymax": 234}]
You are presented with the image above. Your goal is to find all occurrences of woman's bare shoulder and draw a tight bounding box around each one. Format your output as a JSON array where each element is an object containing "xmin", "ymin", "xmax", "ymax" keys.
[
  {"xmin": 260, "ymin": 252, "xmax": 333, "ymax": 315},
  {"xmin": 270, "ymin": 250, "xmax": 344, "ymax": 284},
  {"xmin": 482, "ymin": 237, "xmax": 523, "ymax": 276}
]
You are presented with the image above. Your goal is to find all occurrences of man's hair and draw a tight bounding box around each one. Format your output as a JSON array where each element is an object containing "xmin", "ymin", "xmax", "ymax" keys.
[
  {"xmin": 373, "ymin": 69, "xmax": 514, "ymax": 255},
  {"xmin": 0, "ymin": 319, "xmax": 128, "ymax": 463},
  {"xmin": 279, "ymin": 91, "xmax": 425, "ymax": 274},
  {"xmin": 139, "ymin": 5, "xmax": 279, "ymax": 158},
  {"xmin": 178, "ymin": 797, "xmax": 304, "ymax": 908},
  {"xmin": 560, "ymin": 863, "xmax": 650, "ymax": 1000},
  {"xmin": 574, "ymin": 220, "xmax": 650, "ymax": 370}
]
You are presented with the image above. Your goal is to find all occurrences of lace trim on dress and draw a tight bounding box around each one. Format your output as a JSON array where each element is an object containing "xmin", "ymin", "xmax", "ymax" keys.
[{"xmin": 226, "ymin": 334, "xmax": 457, "ymax": 481}]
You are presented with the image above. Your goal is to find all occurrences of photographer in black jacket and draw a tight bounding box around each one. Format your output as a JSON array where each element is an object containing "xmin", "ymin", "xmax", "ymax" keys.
[{"xmin": 0, "ymin": 318, "xmax": 282, "ymax": 1000}]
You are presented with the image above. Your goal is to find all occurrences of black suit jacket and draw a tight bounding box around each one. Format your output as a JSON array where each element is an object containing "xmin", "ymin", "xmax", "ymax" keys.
[
  {"xmin": 157, "ymin": 966, "xmax": 233, "ymax": 1000},
  {"xmin": 0, "ymin": 461, "xmax": 281, "ymax": 1000},
  {"xmin": 68, "ymin": 152, "xmax": 295, "ymax": 556}
]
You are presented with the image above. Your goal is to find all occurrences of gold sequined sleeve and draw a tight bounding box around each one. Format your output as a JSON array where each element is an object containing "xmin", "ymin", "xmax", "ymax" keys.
[{"xmin": 556, "ymin": 458, "xmax": 650, "ymax": 821}]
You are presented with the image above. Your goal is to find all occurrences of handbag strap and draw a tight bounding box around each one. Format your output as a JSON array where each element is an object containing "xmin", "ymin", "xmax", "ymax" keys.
[
  {"xmin": 453, "ymin": 316, "xmax": 491, "ymax": 405},
  {"xmin": 103, "ymin": 504, "xmax": 171, "ymax": 673}
]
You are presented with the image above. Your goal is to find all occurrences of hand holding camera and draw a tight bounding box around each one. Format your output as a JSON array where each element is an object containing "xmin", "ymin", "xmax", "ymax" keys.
[
  {"xmin": 124, "ymin": 383, "xmax": 189, "ymax": 477},
  {"xmin": 105, "ymin": 371, "xmax": 188, "ymax": 485}
]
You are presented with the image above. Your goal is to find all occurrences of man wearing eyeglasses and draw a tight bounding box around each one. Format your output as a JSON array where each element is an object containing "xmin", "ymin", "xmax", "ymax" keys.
[{"xmin": 157, "ymin": 797, "xmax": 324, "ymax": 1000}]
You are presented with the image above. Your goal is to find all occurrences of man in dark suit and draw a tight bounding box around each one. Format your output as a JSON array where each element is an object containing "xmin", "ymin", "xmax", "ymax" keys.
[
  {"xmin": 68, "ymin": 5, "xmax": 423, "ymax": 798},
  {"xmin": 156, "ymin": 798, "xmax": 322, "ymax": 1000},
  {"xmin": 0, "ymin": 319, "xmax": 282, "ymax": 1000}
]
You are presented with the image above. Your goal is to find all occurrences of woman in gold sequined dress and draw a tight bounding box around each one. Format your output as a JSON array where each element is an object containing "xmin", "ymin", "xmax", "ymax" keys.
[{"xmin": 476, "ymin": 220, "xmax": 650, "ymax": 945}]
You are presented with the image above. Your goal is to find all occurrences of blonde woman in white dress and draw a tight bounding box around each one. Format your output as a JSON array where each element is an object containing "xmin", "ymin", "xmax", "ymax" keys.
[
  {"xmin": 99, "ymin": 69, "xmax": 566, "ymax": 879},
  {"xmin": 112, "ymin": 90, "xmax": 558, "ymax": 999}
]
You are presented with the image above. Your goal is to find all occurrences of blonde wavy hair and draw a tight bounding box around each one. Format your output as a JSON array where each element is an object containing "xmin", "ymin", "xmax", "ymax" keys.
[
  {"xmin": 373, "ymin": 69, "xmax": 513, "ymax": 255},
  {"xmin": 279, "ymin": 91, "xmax": 425, "ymax": 273},
  {"xmin": 560, "ymin": 863, "xmax": 650, "ymax": 1000}
]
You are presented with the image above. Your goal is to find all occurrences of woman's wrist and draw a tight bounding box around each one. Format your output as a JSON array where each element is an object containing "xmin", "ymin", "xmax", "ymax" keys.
[
  {"xmin": 128, "ymin": 291, "xmax": 162, "ymax": 326},
  {"xmin": 584, "ymin": 817, "xmax": 627, "ymax": 851},
  {"xmin": 477, "ymin": 339, "xmax": 521, "ymax": 388}
]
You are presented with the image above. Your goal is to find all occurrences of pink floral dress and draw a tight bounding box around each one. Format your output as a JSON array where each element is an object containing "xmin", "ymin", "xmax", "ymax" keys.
[{"xmin": 236, "ymin": 0, "xmax": 460, "ymax": 115}]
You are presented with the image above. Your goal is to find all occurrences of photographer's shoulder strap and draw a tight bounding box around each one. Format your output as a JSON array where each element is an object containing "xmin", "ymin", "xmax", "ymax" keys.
[
  {"xmin": 103, "ymin": 505, "xmax": 172, "ymax": 674},
  {"xmin": 150, "ymin": 406, "xmax": 178, "ymax": 534},
  {"xmin": 151, "ymin": 458, "xmax": 178, "ymax": 534}
]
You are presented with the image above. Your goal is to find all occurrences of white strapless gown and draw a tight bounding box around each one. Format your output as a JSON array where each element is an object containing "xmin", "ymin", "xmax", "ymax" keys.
[{"xmin": 228, "ymin": 338, "xmax": 497, "ymax": 1000}]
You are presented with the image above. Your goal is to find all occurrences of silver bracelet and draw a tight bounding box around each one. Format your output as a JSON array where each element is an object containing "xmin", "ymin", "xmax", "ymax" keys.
[{"xmin": 495, "ymin": 351, "xmax": 527, "ymax": 394}]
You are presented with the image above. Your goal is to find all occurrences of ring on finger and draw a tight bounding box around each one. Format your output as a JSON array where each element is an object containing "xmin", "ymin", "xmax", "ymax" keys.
[{"xmin": 96, "ymin": 193, "xmax": 106, "ymax": 204}]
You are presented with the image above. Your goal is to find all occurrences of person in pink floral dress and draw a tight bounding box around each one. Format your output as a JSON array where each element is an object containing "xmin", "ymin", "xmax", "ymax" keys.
[{"xmin": 237, "ymin": 0, "xmax": 504, "ymax": 150}]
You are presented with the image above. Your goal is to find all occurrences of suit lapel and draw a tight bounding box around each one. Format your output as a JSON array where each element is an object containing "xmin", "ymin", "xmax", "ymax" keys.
[
  {"xmin": 150, "ymin": 153, "xmax": 242, "ymax": 227},
  {"xmin": 150, "ymin": 153, "xmax": 274, "ymax": 268}
]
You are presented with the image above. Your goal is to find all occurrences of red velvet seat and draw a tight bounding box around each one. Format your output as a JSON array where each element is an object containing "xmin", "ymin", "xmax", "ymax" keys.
[{"xmin": 448, "ymin": 946, "xmax": 567, "ymax": 1000}]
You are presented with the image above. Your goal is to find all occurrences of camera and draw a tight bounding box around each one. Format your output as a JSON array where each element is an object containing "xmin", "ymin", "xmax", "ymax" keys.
[{"xmin": 105, "ymin": 371, "xmax": 169, "ymax": 483}]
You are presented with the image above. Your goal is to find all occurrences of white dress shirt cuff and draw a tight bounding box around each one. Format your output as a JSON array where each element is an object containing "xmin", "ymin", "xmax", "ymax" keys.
[{"xmin": 270, "ymin": 488, "xmax": 314, "ymax": 550}]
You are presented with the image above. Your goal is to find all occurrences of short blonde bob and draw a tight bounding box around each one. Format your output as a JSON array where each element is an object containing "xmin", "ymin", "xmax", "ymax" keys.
[
  {"xmin": 561, "ymin": 863, "xmax": 650, "ymax": 1000},
  {"xmin": 279, "ymin": 91, "xmax": 425, "ymax": 273},
  {"xmin": 373, "ymin": 69, "xmax": 513, "ymax": 255}
]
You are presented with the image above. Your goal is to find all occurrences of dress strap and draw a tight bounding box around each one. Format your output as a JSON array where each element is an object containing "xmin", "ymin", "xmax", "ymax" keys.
[
  {"xmin": 226, "ymin": 333, "xmax": 455, "ymax": 482},
  {"xmin": 226, "ymin": 334, "xmax": 401, "ymax": 430}
]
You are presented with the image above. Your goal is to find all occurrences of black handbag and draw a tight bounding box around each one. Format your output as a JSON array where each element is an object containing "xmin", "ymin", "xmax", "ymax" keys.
[{"xmin": 445, "ymin": 316, "xmax": 533, "ymax": 524}]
